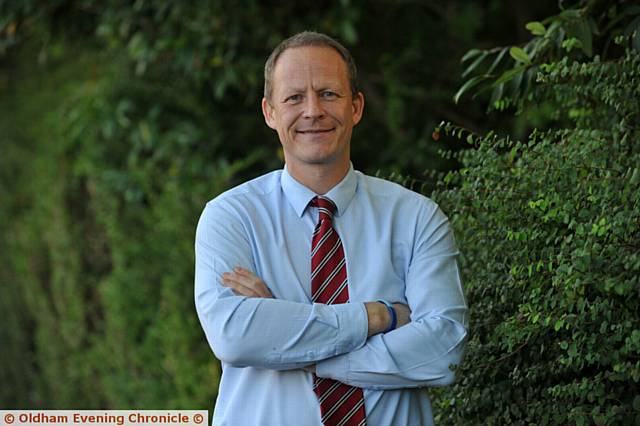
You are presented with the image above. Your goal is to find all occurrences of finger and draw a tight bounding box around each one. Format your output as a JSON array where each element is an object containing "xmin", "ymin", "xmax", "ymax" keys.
[
  {"xmin": 235, "ymin": 271, "xmax": 262, "ymax": 286},
  {"xmin": 223, "ymin": 273, "xmax": 273, "ymax": 298},
  {"xmin": 227, "ymin": 270, "xmax": 260, "ymax": 287},
  {"xmin": 233, "ymin": 284, "xmax": 261, "ymax": 298},
  {"xmin": 224, "ymin": 272, "xmax": 256, "ymax": 287},
  {"xmin": 226, "ymin": 272, "xmax": 273, "ymax": 298},
  {"xmin": 221, "ymin": 276, "xmax": 262, "ymax": 297},
  {"xmin": 233, "ymin": 266, "xmax": 254, "ymax": 277},
  {"xmin": 233, "ymin": 268, "xmax": 273, "ymax": 296},
  {"xmin": 223, "ymin": 282, "xmax": 259, "ymax": 297}
]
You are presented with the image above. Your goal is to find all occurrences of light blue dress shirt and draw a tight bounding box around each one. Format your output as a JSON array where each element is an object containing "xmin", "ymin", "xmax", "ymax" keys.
[{"xmin": 195, "ymin": 164, "xmax": 468, "ymax": 426}]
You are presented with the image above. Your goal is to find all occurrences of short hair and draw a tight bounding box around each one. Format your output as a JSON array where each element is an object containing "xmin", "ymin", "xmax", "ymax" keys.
[{"xmin": 263, "ymin": 31, "xmax": 358, "ymax": 101}]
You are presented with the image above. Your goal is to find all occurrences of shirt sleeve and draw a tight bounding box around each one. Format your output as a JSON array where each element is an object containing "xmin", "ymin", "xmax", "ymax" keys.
[
  {"xmin": 315, "ymin": 202, "xmax": 468, "ymax": 389},
  {"xmin": 195, "ymin": 199, "xmax": 369, "ymax": 370}
]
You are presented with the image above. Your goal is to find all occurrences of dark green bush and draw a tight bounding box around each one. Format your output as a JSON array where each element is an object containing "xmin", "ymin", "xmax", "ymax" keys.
[{"xmin": 431, "ymin": 3, "xmax": 640, "ymax": 424}]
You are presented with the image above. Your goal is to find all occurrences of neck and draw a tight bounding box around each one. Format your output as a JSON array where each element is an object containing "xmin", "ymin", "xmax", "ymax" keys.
[{"xmin": 286, "ymin": 161, "xmax": 350, "ymax": 195}]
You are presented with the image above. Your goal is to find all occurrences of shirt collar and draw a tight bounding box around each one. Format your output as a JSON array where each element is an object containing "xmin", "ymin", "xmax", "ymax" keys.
[{"xmin": 281, "ymin": 163, "xmax": 358, "ymax": 218}]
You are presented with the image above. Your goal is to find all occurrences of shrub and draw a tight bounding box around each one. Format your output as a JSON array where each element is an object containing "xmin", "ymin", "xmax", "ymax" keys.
[{"xmin": 431, "ymin": 2, "xmax": 640, "ymax": 424}]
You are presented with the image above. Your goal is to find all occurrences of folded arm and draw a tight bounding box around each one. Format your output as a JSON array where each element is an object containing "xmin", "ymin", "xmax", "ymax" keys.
[
  {"xmin": 315, "ymin": 205, "xmax": 468, "ymax": 389},
  {"xmin": 220, "ymin": 266, "xmax": 408, "ymax": 339},
  {"xmin": 195, "ymin": 201, "xmax": 395, "ymax": 370}
]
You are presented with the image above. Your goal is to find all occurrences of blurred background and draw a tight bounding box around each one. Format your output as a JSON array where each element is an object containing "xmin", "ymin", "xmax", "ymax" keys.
[{"xmin": 3, "ymin": 0, "xmax": 630, "ymax": 417}]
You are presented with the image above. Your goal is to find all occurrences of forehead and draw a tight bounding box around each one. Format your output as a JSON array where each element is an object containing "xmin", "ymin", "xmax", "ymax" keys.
[{"xmin": 272, "ymin": 46, "xmax": 349, "ymax": 92}]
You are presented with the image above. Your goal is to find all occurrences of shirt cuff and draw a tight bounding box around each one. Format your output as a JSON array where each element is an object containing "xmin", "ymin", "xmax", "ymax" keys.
[{"xmin": 331, "ymin": 302, "xmax": 368, "ymax": 355}]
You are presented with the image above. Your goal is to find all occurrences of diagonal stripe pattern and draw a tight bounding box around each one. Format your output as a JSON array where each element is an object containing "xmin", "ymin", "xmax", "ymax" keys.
[{"xmin": 310, "ymin": 196, "xmax": 367, "ymax": 426}]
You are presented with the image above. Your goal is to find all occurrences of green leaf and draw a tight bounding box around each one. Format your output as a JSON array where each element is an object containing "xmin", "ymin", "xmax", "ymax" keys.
[
  {"xmin": 486, "ymin": 47, "xmax": 508, "ymax": 75},
  {"xmin": 574, "ymin": 18, "xmax": 593, "ymax": 56},
  {"xmin": 509, "ymin": 66, "xmax": 525, "ymax": 98},
  {"xmin": 461, "ymin": 48, "xmax": 483, "ymax": 63},
  {"xmin": 489, "ymin": 82, "xmax": 504, "ymax": 106},
  {"xmin": 466, "ymin": 134, "xmax": 474, "ymax": 145},
  {"xmin": 454, "ymin": 75, "xmax": 488, "ymax": 104},
  {"xmin": 554, "ymin": 319, "xmax": 564, "ymax": 331},
  {"xmin": 494, "ymin": 65, "xmax": 527, "ymax": 86},
  {"xmin": 559, "ymin": 9, "xmax": 582, "ymax": 20},
  {"xmin": 462, "ymin": 51, "xmax": 489, "ymax": 78},
  {"xmin": 526, "ymin": 21, "xmax": 547, "ymax": 36},
  {"xmin": 509, "ymin": 47, "xmax": 532, "ymax": 65}
]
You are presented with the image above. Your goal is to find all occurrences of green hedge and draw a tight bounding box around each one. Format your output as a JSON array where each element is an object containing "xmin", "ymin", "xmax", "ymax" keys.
[{"xmin": 431, "ymin": 3, "xmax": 640, "ymax": 424}]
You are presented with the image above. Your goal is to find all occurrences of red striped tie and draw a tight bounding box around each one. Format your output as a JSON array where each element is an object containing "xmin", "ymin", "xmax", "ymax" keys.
[{"xmin": 310, "ymin": 196, "xmax": 367, "ymax": 426}]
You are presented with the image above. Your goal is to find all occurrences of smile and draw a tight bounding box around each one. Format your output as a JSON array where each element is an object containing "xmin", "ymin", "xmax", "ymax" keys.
[{"xmin": 296, "ymin": 128, "xmax": 335, "ymax": 134}]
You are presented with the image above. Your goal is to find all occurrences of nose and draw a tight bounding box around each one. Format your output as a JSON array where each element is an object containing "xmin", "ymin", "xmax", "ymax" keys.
[{"xmin": 302, "ymin": 93, "xmax": 325, "ymax": 119}]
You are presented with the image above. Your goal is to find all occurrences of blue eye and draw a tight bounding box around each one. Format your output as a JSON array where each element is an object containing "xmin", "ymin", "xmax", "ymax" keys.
[
  {"xmin": 321, "ymin": 91, "xmax": 337, "ymax": 99},
  {"xmin": 286, "ymin": 94, "xmax": 302, "ymax": 103}
]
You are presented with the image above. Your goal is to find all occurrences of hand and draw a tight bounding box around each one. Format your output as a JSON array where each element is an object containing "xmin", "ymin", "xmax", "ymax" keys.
[{"xmin": 221, "ymin": 266, "xmax": 274, "ymax": 298}]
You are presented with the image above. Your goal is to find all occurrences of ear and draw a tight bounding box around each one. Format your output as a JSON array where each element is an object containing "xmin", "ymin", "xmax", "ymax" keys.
[
  {"xmin": 351, "ymin": 92, "xmax": 365, "ymax": 126},
  {"xmin": 262, "ymin": 97, "xmax": 277, "ymax": 130}
]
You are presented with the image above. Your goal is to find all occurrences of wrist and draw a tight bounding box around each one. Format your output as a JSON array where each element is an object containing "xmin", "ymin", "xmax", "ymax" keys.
[
  {"xmin": 377, "ymin": 300, "xmax": 397, "ymax": 333},
  {"xmin": 364, "ymin": 302, "xmax": 390, "ymax": 337}
]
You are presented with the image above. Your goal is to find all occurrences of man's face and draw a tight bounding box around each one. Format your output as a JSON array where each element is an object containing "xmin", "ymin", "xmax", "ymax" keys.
[{"xmin": 262, "ymin": 46, "xmax": 364, "ymax": 175}]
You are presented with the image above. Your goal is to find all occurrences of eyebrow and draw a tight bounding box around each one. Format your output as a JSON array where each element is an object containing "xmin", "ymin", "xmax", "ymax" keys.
[{"xmin": 281, "ymin": 85, "xmax": 344, "ymax": 97}]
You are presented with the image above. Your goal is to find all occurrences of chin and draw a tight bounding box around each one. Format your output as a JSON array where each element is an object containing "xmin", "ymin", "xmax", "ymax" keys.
[
  {"xmin": 295, "ymin": 152, "xmax": 330, "ymax": 164},
  {"xmin": 304, "ymin": 157, "xmax": 334, "ymax": 165},
  {"xmin": 284, "ymin": 144, "xmax": 348, "ymax": 167}
]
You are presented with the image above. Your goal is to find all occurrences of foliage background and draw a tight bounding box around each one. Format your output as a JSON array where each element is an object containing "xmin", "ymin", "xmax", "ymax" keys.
[
  {"xmin": 2, "ymin": 0, "xmax": 638, "ymax": 424},
  {"xmin": 430, "ymin": 1, "xmax": 640, "ymax": 423}
]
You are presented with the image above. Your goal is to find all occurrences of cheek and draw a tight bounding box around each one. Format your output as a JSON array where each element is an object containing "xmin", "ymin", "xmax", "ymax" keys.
[
  {"xmin": 279, "ymin": 109, "xmax": 299, "ymax": 128},
  {"xmin": 330, "ymin": 104, "xmax": 352, "ymax": 124}
]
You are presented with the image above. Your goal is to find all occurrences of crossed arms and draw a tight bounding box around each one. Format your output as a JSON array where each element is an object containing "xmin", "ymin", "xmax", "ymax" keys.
[
  {"xmin": 195, "ymin": 199, "xmax": 468, "ymax": 390},
  {"xmin": 221, "ymin": 266, "xmax": 411, "ymax": 338}
]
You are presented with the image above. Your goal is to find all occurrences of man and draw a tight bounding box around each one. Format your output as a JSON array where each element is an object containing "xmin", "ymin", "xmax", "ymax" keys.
[{"xmin": 195, "ymin": 31, "xmax": 468, "ymax": 426}]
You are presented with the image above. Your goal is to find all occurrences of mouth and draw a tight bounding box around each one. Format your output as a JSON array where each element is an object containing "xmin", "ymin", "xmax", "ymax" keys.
[{"xmin": 296, "ymin": 128, "xmax": 335, "ymax": 134}]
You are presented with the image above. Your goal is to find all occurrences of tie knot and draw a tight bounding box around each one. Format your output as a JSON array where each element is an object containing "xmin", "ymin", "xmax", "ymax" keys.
[{"xmin": 311, "ymin": 196, "xmax": 337, "ymax": 222}]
